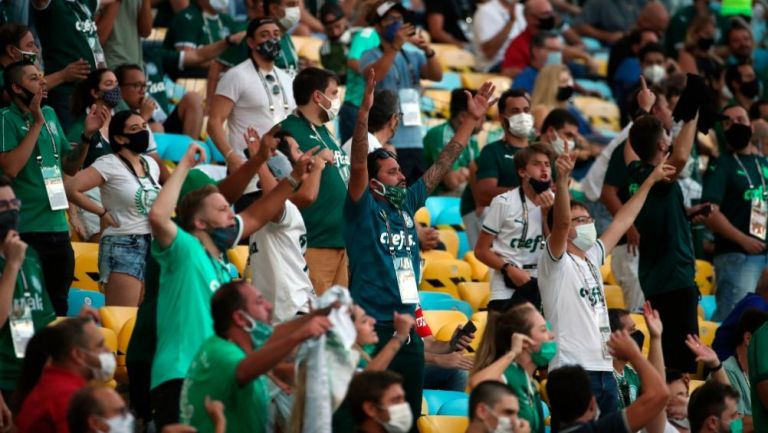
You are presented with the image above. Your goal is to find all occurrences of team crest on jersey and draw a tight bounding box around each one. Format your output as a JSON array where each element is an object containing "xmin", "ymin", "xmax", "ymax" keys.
[
  {"xmin": 403, "ymin": 213, "xmax": 414, "ymax": 228},
  {"xmin": 146, "ymin": 62, "xmax": 159, "ymax": 76}
]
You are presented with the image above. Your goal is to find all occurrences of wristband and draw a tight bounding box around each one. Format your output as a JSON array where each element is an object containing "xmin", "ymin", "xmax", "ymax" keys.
[
  {"xmin": 99, "ymin": 209, "xmax": 108, "ymax": 217},
  {"xmin": 392, "ymin": 331, "xmax": 410, "ymax": 345},
  {"xmin": 425, "ymin": 49, "xmax": 436, "ymax": 59},
  {"xmin": 710, "ymin": 362, "xmax": 723, "ymax": 372},
  {"xmin": 287, "ymin": 175, "xmax": 301, "ymax": 191}
]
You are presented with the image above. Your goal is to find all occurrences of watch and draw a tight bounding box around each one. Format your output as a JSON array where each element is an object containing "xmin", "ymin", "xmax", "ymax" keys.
[{"xmin": 81, "ymin": 132, "xmax": 99, "ymax": 146}]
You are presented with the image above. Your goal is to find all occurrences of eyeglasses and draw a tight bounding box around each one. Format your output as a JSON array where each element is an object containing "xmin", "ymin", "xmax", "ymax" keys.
[
  {"xmin": 571, "ymin": 216, "xmax": 594, "ymax": 225},
  {"xmin": 0, "ymin": 198, "xmax": 21, "ymax": 211},
  {"xmin": 122, "ymin": 82, "xmax": 148, "ymax": 90},
  {"xmin": 371, "ymin": 148, "xmax": 398, "ymax": 160},
  {"xmin": 264, "ymin": 74, "xmax": 280, "ymax": 95}
]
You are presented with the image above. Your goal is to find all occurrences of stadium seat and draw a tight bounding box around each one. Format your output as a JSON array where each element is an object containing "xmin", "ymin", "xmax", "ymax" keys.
[
  {"xmin": 456, "ymin": 282, "xmax": 490, "ymax": 312},
  {"xmin": 437, "ymin": 230, "xmax": 459, "ymax": 257},
  {"xmin": 421, "ymin": 259, "xmax": 472, "ymax": 298},
  {"xmin": 204, "ymin": 136, "xmax": 226, "ymax": 164},
  {"xmin": 689, "ymin": 379, "xmax": 705, "ymax": 393},
  {"xmin": 421, "ymin": 297, "xmax": 473, "ymax": 318},
  {"xmin": 604, "ymin": 285, "xmax": 626, "ymax": 309},
  {"xmin": 463, "ymin": 252, "xmax": 490, "ymax": 282},
  {"xmin": 456, "ymin": 231, "xmax": 470, "ymax": 259},
  {"xmin": 99, "ymin": 306, "xmax": 138, "ymax": 338},
  {"xmin": 698, "ymin": 320, "xmax": 718, "ymax": 347},
  {"xmin": 437, "ymin": 397, "xmax": 469, "ymax": 416},
  {"xmin": 99, "ymin": 326, "xmax": 118, "ymax": 354},
  {"xmin": 426, "ymin": 197, "xmax": 459, "ymax": 224},
  {"xmin": 432, "ymin": 43, "xmax": 477, "ymax": 71},
  {"xmin": 297, "ymin": 37, "xmax": 322, "ymax": 63},
  {"xmin": 422, "ymin": 390, "xmax": 468, "ymax": 415},
  {"xmin": 423, "ymin": 310, "xmax": 468, "ymax": 341},
  {"xmin": 422, "ymin": 249, "xmax": 456, "ymax": 269},
  {"xmin": 700, "ymin": 295, "xmax": 716, "ymax": 321},
  {"xmin": 420, "ymin": 291, "xmax": 454, "ymax": 305},
  {"xmin": 423, "ymin": 89, "xmax": 451, "ymax": 118},
  {"xmin": 67, "ymin": 289, "xmax": 105, "ymax": 317},
  {"xmin": 418, "ymin": 415, "xmax": 469, "ymax": 433},
  {"xmin": 154, "ymin": 133, "xmax": 210, "ymax": 163},
  {"xmin": 227, "ymin": 246, "xmax": 249, "ymax": 276},
  {"xmin": 115, "ymin": 316, "xmax": 136, "ymax": 385},
  {"xmin": 599, "ymin": 254, "xmax": 616, "ymax": 285},
  {"xmin": 421, "ymin": 71, "xmax": 462, "ymax": 91},
  {"xmin": 434, "ymin": 206, "xmax": 464, "ymax": 229},
  {"xmin": 415, "ymin": 207, "xmax": 431, "ymax": 227},
  {"xmin": 71, "ymin": 242, "xmax": 100, "ymax": 292},
  {"xmin": 422, "ymin": 397, "xmax": 429, "ymax": 415},
  {"xmin": 572, "ymin": 96, "xmax": 620, "ymax": 133},
  {"xmin": 695, "ymin": 260, "xmax": 715, "ymax": 295},
  {"xmin": 629, "ymin": 313, "xmax": 651, "ymax": 356}
]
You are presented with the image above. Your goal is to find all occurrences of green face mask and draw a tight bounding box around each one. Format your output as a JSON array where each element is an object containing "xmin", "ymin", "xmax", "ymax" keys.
[
  {"xmin": 372, "ymin": 178, "xmax": 407, "ymax": 209},
  {"xmin": 530, "ymin": 340, "xmax": 557, "ymax": 367},
  {"xmin": 240, "ymin": 310, "xmax": 274, "ymax": 349},
  {"xmin": 729, "ymin": 417, "xmax": 743, "ymax": 433},
  {"xmin": 362, "ymin": 343, "xmax": 376, "ymax": 356}
]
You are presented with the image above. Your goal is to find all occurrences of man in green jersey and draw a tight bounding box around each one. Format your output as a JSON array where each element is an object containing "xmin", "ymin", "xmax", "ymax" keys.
[
  {"xmin": 163, "ymin": 0, "xmax": 238, "ymax": 53},
  {"xmin": 688, "ymin": 381, "xmax": 744, "ymax": 433},
  {"xmin": 0, "ymin": 61, "xmax": 105, "ymax": 316},
  {"xmin": 422, "ymin": 88, "xmax": 481, "ymax": 196},
  {"xmin": 466, "ymin": 381, "xmax": 528, "ymax": 433},
  {"xmin": 180, "ymin": 280, "xmax": 332, "ymax": 433},
  {"xmin": 147, "ymin": 138, "xmax": 314, "ymax": 429}
]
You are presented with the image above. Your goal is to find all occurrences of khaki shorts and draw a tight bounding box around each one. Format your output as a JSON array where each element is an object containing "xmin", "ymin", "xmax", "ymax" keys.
[{"xmin": 305, "ymin": 248, "xmax": 348, "ymax": 296}]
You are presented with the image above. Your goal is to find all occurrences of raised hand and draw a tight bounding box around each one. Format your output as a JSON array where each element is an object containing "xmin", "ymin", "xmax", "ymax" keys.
[
  {"xmin": 301, "ymin": 315, "xmax": 333, "ymax": 339},
  {"xmin": 466, "ymin": 81, "xmax": 496, "ymax": 121},
  {"xmin": 393, "ymin": 312, "xmax": 415, "ymax": 337},
  {"xmin": 229, "ymin": 31, "xmax": 246, "ymax": 45},
  {"xmin": 181, "ymin": 143, "xmax": 206, "ymax": 168},
  {"xmin": 642, "ymin": 301, "xmax": 662, "ymax": 338},
  {"xmin": 84, "ymin": 104, "xmax": 110, "ymax": 137},
  {"xmin": 637, "ymin": 75, "xmax": 656, "ymax": 113},
  {"xmin": 360, "ymin": 70, "xmax": 376, "ymax": 113},
  {"xmin": 536, "ymin": 190, "xmax": 555, "ymax": 212},
  {"xmin": 29, "ymin": 88, "xmax": 44, "ymax": 124},
  {"xmin": 63, "ymin": 59, "xmax": 91, "ymax": 83},
  {"xmin": 649, "ymin": 152, "xmax": 676, "ymax": 183},
  {"xmin": 509, "ymin": 332, "xmax": 533, "ymax": 357},
  {"xmin": 2, "ymin": 231, "xmax": 27, "ymax": 266},
  {"xmin": 685, "ymin": 334, "xmax": 720, "ymax": 368},
  {"xmin": 555, "ymin": 139, "xmax": 576, "ymax": 181},
  {"xmin": 607, "ymin": 330, "xmax": 642, "ymax": 362},
  {"xmin": 139, "ymin": 96, "xmax": 157, "ymax": 121},
  {"xmin": 291, "ymin": 146, "xmax": 319, "ymax": 182}
]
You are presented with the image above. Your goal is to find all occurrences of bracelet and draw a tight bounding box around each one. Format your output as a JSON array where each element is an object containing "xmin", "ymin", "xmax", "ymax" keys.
[
  {"xmin": 224, "ymin": 149, "xmax": 234, "ymax": 161},
  {"xmin": 710, "ymin": 362, "xmax": 723, "ymax": 372},
  {"xmin": 392, "ymin": 332, "xmax": 410, "ymax": 345},
  {"xmin": 99, "ymin": 209, "xmax": 108, "ymax": 217},
  {"xmin": 286, "ymin": 175, "xmax": 301, "ymax": 191},
  {"xmin": 425, "ymin": 49, "xmax": 435, "ymax": 59}
]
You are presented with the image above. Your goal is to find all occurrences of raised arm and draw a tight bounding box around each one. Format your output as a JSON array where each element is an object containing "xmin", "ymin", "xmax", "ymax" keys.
[
  {"xmin": 215, "ymin": 128, "xmax": 271, "ymax": 204},
  {"xmin": 468, "ymin": 333, "xmax": 531, "ymax": 389},
  {"xmin": 0, "ymin": 233, "xmax": 26, "ymax": 328},
  {"xmin": 549, "ymin": 142, "xmax": 576, "ymax": 259},
  {"xmin": 685, "ymin": 334, "xmax": 730, "ymax": 385},
  {"xmin": 423, "ymin": 82, "xmax": 494, "ymax": 193},
  {"xmin": 599, "ymin": 154, "xmax": 676, "ymax": 253},
  {"xmin": 62, "ymin": 105, "xmax": 109, "ymax": 176},
  {"xmin": 365, "ymin": 313, "xmax": 414, "ymax": 371},
  {"xmin": 148, "ymin": 144, "xmax": 207, "ymax": 248},
  {"xmin": 182, "ymin": 32, "xmax": 246, "ymax": 67},
  {"xmin": 643, "ymin": 302, "xmax": 672, "ymax": 433},
  {"xmin": 289, "ymin": 155, "xmax": 325, "ymax": 208},
  {"xmin": 667, "ymin": 113, "xmax": 699, "ymax": 178},
  {"xmin": 348, "ymin": 70, "xmax": 376, "ymax": 202}
]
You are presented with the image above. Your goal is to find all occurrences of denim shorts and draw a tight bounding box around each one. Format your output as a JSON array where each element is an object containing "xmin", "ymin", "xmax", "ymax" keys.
[{"xmin": 98, "ymin": 234, "xmax": 151, "ymax": 283}]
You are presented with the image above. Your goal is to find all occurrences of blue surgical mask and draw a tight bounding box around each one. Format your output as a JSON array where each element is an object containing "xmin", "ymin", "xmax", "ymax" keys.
[
  {"xmin": 209, "ymin": 221, "xmax": 240, "ymax": 252},
  {"xmin": 383, "ymin": 20, "xmax": 402, "ymax": 43},
  {"xmin": 545, "ymin": 51, "xmax": 562, "ymax": 65},
  {"xmin": 240, "ymin": 310, "xmax": 274, "ymax": 348}
]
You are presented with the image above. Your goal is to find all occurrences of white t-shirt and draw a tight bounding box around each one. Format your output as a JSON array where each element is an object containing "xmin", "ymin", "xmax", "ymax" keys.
[
  {"xmin": 472, "ymin": 0, "xmax": 526, "ymax": 72},
  {"xmin": 341, "ymin": 132, "xmax": 382, "ymax": 156},
  {"xmin": 215, "ymin": 60, "xmax": 296, "ymax": 157},
  {"xmin": 481, "ymin": 188, "xmax": 544, "ymax": 301},
  {"xmin": 91, "ymin": 153, "xmax": 161, "ymax": 236},
  {"xmin": 247, "ymin": 201, "xmax": 315, "ymax": 323},
  {"xmin": 582, "ymin": 122, "xmax": 631, "ymax": 202},
  {"xmin": 538, "ymin": 239, "xmax": 613, "ymax": 372}
]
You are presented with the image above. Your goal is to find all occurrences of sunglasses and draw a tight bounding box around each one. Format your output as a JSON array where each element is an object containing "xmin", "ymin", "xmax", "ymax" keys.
[{"xmin": 264, "ymin": 74, "xmax": 280, "ymax": 95}]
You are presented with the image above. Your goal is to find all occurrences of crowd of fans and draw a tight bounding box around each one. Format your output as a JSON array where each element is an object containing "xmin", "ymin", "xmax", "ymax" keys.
[{"xmin": 0, "ymin": 0, "xmax": 766, "ymax": 432}]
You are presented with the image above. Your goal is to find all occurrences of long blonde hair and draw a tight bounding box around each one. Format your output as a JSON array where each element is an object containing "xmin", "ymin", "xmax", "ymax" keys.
[
  {"xmin": 472, "ymin": 303, "xmax": 539, "ymax": 375},
  {"xmin": 531, "ymin": 64, "xmax": 569, "ymax": 109}
]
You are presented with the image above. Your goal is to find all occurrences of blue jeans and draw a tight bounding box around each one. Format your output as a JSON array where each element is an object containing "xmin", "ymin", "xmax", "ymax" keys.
[
  {"xmin": 423, "ymin": 364, "xmax": 468, "ymax": 392},
  {"xmin": 587, "ymin": 370, "xmax": 619, "ymax": 417},
  {"xmin": 713, "ymin": 252, "xmax": 768, "ymax": 322}
]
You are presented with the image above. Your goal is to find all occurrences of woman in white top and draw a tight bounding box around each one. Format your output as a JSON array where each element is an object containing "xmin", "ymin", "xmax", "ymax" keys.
[{"xmin": 65, "ymin": 111, "xmax": 161, "ymax": 306}]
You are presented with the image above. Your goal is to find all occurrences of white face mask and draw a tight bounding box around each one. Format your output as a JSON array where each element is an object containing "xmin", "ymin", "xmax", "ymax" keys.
[
  {"xmin": 572, "ymin": 222, "xmax": 597, "ymax": 252},
  {"xmin": 545, "ymin": 51, "xmax": 562, "ymax": 66},
  {"xmin": 319, "ymin": 92, "xmax": 341, "ymax": 122},
  {"xmin": 721, "ymin": 84, "xmax": 734, "ymax": 101},
  {"xmin": 642, "ymin": 64, "xmax": 666, "ymax": 85},
  {"xmin": 507, "ymin": 113, "xmax": 534, "ymax": 138},
  {"xmin": 279, "ymin": 6, "xmax": 301, "ymax": 31},
  {"xmin": 485, "ymin": 410, "xmax": 515, "ymax": 433},
  {"xmin": 209, "ymin": 0, "xmax": 229, "ymax": 13},
  {"xmin": 377, "ymin": 402, "xmax": 413, "ymax": 433},
  {"xmin": 90, "ymin": 351, "xmax": 117, "ymax": 381},
  {"xmin": 551, "ymin": 130, "xmax": 574, "ymax": 155},
  {"xmin": 103, "ymin": 413, "xmax": 135, "ymax": 433}
]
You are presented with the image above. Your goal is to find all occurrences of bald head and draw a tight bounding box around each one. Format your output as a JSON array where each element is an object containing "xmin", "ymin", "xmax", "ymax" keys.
[
  {"xmin": 524, "ymin": 0, "xmax": 554, "ymax": 30},
  {"xmin": 637, "ymin": 2, "xmax": 669, "ymax": 34}
]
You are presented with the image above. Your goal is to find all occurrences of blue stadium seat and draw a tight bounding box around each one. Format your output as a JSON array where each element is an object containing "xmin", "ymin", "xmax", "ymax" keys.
[
  {"xmin": 700, "ymin": 295, "xmax": 716, "ymax": 321},
  {"xmin": 426, "ymin": 197, "xmax": 459, "ymax": 226},
  {"xmin": 457, "ymin": 231, "xmax": 470, "ymax": 259},
  {"xmin": 421, "ymin": 298, "xmax": 474, "ymax": 319},
  {"xmin": 420, "ymin": 291, "xmax": 455, "ymax": 307},
  {"xmin": 422, "ymin": 71, "xmax": 462, "ymax": 90},
  {"xmin": 437, "ymin": 397, "xmax": 469, "ymax": 416},
  {"xmin": 205, "ymin": 137, "xmax": 226, "ymax": 164},
  {"xmin": 154, "ymin": 133, "xmax": 210, "ymax": 163},
  {"xmin": 67, "ymin": 289, "xmax": 105, "ymax": 317},
  {"xmin": 434, "ymin": 205, "xmax": 463, "ymax": 228},
  {"xmin": 423, "ymin": 390, "xmax": 468, "ymax": 415}
]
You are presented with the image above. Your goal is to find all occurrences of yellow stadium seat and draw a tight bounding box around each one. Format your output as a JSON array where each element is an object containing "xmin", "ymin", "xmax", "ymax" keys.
[
  {"xmin": 457, "ymin": 282, "xmax": 490, "ymax": 312},
  {"xmin": 698, "ymin": 320, "xmax": 718, "ymax": 347},
  {"xmin": 463, "ymin": 251, "xmax": 490, "ymax": 282},
  {"xmin": 696, "ymin": 260, "xmax": 715, "ymax": 295},
  {"xmin": 291, "ymin": 35, "xmax": 310, "ymax": 53},
  {"xmin": 572, "ymin": 96, "xmax": 620, "ymax": 133},
  {"xmin": 422, "ymin": 397, "xmax": 429, "ymax": 415},
  {"xmin": 71, "ymin": 242, "xmax": 101, "ymax": 292},
  {"xmin": 423, "ymin": 89, "xmax": 451, "ymax": 118},
  {"xmin": 99, "ymin": 326, "xmax": 118, "ymax": 353},
  {"xmin": 115, "ymin": 316, "xmax": 136, "ymax": 385},
  {"xmin": 604, "ymin": 285, "xmax": 626, "ymax": 309},
  {"xmin": 470, "ymin": 311, "xmax": 488, "ymax": 351},
  {"xmin": 600, "ymin": 254, "xmax": 617, "ymax": 285},
  {"xmin": 177, "ymin": 78, "xmax": 208, "ymax": 100},
  {"xmin": 147, "ymin": 27, "xmax": 167, "ymax": 41},
  {"xmin": 417, "ymin": 415, "xmax": 469, "ymax": 433},
  {"xmin": 629, "ymin": 313, "xmax": 651, "ymax": 356},
  {"xmin": 423, "ymin": 310, "xmax": 468, "ymax": 341},
  {"xmin": 698, "ymin": 304, "xmax": 705, "ymax": 319},
  {"xmin": 99, "ymin": 306, "xmax": 138, "ymax": 337},
  {"xmin": 437, "ymin": 229, "xmax": 459, "ymax": 257},
  {"xmin": 227, "ymin": 246, "xmax": 249, "ymax": 276},
  {"xmin": 432, "ymin": 43, "xmax": 477, "ymax": 72},
  {"xmin": 420, "ymin": 259, "xmax": 472, "ymax": 298},
  {"xmin": 689, "ymin": 379, "xmax": 705, "ymax": 393},
  {"xmin": 423, "ymin": 249, "xmax": 455, "ymax": 264},
  {"xmin": 415, "ymin": 207, "xmax": 431, "ymax": 227}
]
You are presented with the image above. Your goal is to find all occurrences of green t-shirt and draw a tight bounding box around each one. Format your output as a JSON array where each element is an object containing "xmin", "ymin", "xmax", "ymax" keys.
[
  {"xmin": 614, "ymin": 365, "xmax": 641, "ymax": 409},
  {"xmin": 0, "ymin": 249, "xmax": 55, "ymax": 391},
  {"xmin": 66, "ymin": 116, "xmax": 110, "ymax": 168},
  {"xmin": 502, "ymin": 363, "xmax": 544, "ymax": 433},
  {"xmin": 144, "ymin": 47, "xmax": 182, "ymax": 116},
  {"xmin": 460, "ymin": 139, "xmax": 523, "ymax": 216},
  {"xmin": 748, "ymin": 322, "xmax": 768, "ymax": 432},
  {"xmin": 320, "ymin": 39, "xmax": 348, "ymax": 83},
  {"xmin": 180, "ymin": 336, "xmax": 269, "ymax": 433},
  {"xmin": 0, "ymin": 104, "xmax": 71, "ymax": 233},
  {"xmin": 280, "ymin": 114, "xmax": 350, "ymax": 248},
  {"xmin": 702, "ymin": 153, "xmax": 768, "ymax": 255},
  {"xmin": 163, "ymin": 4, "xmax": 236, "ymax": 50},
  {"xmin": 218, "ymin": 32, "xmax": 297, "ymax": 74},
  {"xmin": 664, "ymin": 5, "xmax": 731, "ymax": 57},
  {"xmin": 723, "ymin": 355, "xmax": 751, "ymax": 415},
  {"xmin": 627, "ymin": 160, "xmax": 696, "ymax": 296},
  {"xmin": 151, "ymin": 227, "xmax": 233, "ymax": 389},
  {"xmin": 423, "ymin": 121, "xmax": 479, "ymax": 195},
  {"xmin": 33, "ymin": 0, "xmax": 99, "ymax": 74},
  {"xmin": 343, "ymin": 28, "xmax": 380, "ymax": 108}
]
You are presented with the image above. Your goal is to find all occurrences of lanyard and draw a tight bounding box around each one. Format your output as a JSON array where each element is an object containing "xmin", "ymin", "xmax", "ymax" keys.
[
  {"xmin": 733, "ymin": 154, "xmax": 767, "ymax": 197},
  {"xmin": 249, "ymin": 58, "xmax": 290, "ymax": 113},
  {"xmin": 381, "ymin": 209, "xmax": 412, "ymax": 256},
  {"xmin": 519, "ymin": 187, "xmax": 529, "ymax": 242},
  {"xmin": 567, "ymin": 252, "xmax": 603, "ymax": 312},
  {"xmin": 116, "ymin": 154, "xmax": 159, "ymax": 189},
  {"xmin": 735, "ymin": 356, "xmax": 751, "ymax": 390},
  {"xmin": 278, "ymin": 39, "xmax": 297, "ymax": 72},
  {"xmin": 303, "ymin": 114, "xmax": 341, "ymax": 151},
  {"xmin": 69, "ymin": 0, "xmax": 93, "ymax": 21},
  {"xmin": 613, "ymin": 369, "xmax": 632, "ymax": 407},
  {"xmin": 32, "ymin": 119, "xmax": 60, "ymax": 166}
]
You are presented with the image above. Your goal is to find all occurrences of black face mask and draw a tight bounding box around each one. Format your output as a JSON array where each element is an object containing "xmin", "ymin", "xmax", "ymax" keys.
[
  {"xmin": 556, "ymin": 85, "xmax": 574, "ymax": 102},
  {"xmin": 537, "ymin": 15, "xmax": 555, "ymax": 31},
  {"xmin": 697, "ymin": 37, "xmax": 715, "ymax": 51},
  {"xmin": 725, "ymin": 123, "xmax": 753, "ymax": 151},
  {"xmin": 12, "ymin": 84, "xmax": 39, "ymax": 107},
  {"xmin": 529, "ymin": 178, "xmax": 551, "ymax": 194},
  {"xmin": 120, "ymin": 129, "xmax": 150, "ymax": 154},
  {"xmin": 0, "ymin": 209, "xmax": 19, "ymax": 242},
  {"xmin": 630, "ymin": 330, "xmax": 645, "ymax": 351},
  {"xmin": 740, "ymin": 79, "xmax": 760, "ymax": 99},
  {"xmin": 255, "ymin": 38, "xmax": 281, "ymax": 61}
]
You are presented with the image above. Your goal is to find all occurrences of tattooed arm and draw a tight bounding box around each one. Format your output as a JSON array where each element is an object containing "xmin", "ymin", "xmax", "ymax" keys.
[
  {"xmin": 423, "ymin": 82, "xmax": 495, "ymax": 193},
  {"xmin": 349, "ymin": 70, "xmax": 376, "ymax": 202}
]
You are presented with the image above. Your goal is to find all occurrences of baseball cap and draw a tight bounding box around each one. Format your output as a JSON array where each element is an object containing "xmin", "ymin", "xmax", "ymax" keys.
[{"xmin": 371, "ymin": 0, "xmax": 406, "ymax": 22}]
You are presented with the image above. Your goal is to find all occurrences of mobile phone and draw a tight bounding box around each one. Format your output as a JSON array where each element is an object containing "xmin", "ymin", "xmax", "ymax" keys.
[
  {"xmin": 450, "ymin": 320, "xmax": 477, "ymax": 352},
  {"xmin": 688, "ymin": 203, "xmax": 712, "ymax": 220},
  {"xmin": 266, "ymin": 151, "xmax": 293, "ymax": 180}
]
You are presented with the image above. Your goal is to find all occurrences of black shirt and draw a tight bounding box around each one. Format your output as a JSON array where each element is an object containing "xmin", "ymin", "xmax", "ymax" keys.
[
  {"xmin": 425, "ymin": 0, "xmax": 475, "ymax": 43},
  {"xmin": 555, "ymin": 410, "xmax": 631, "ymax": 433}
]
